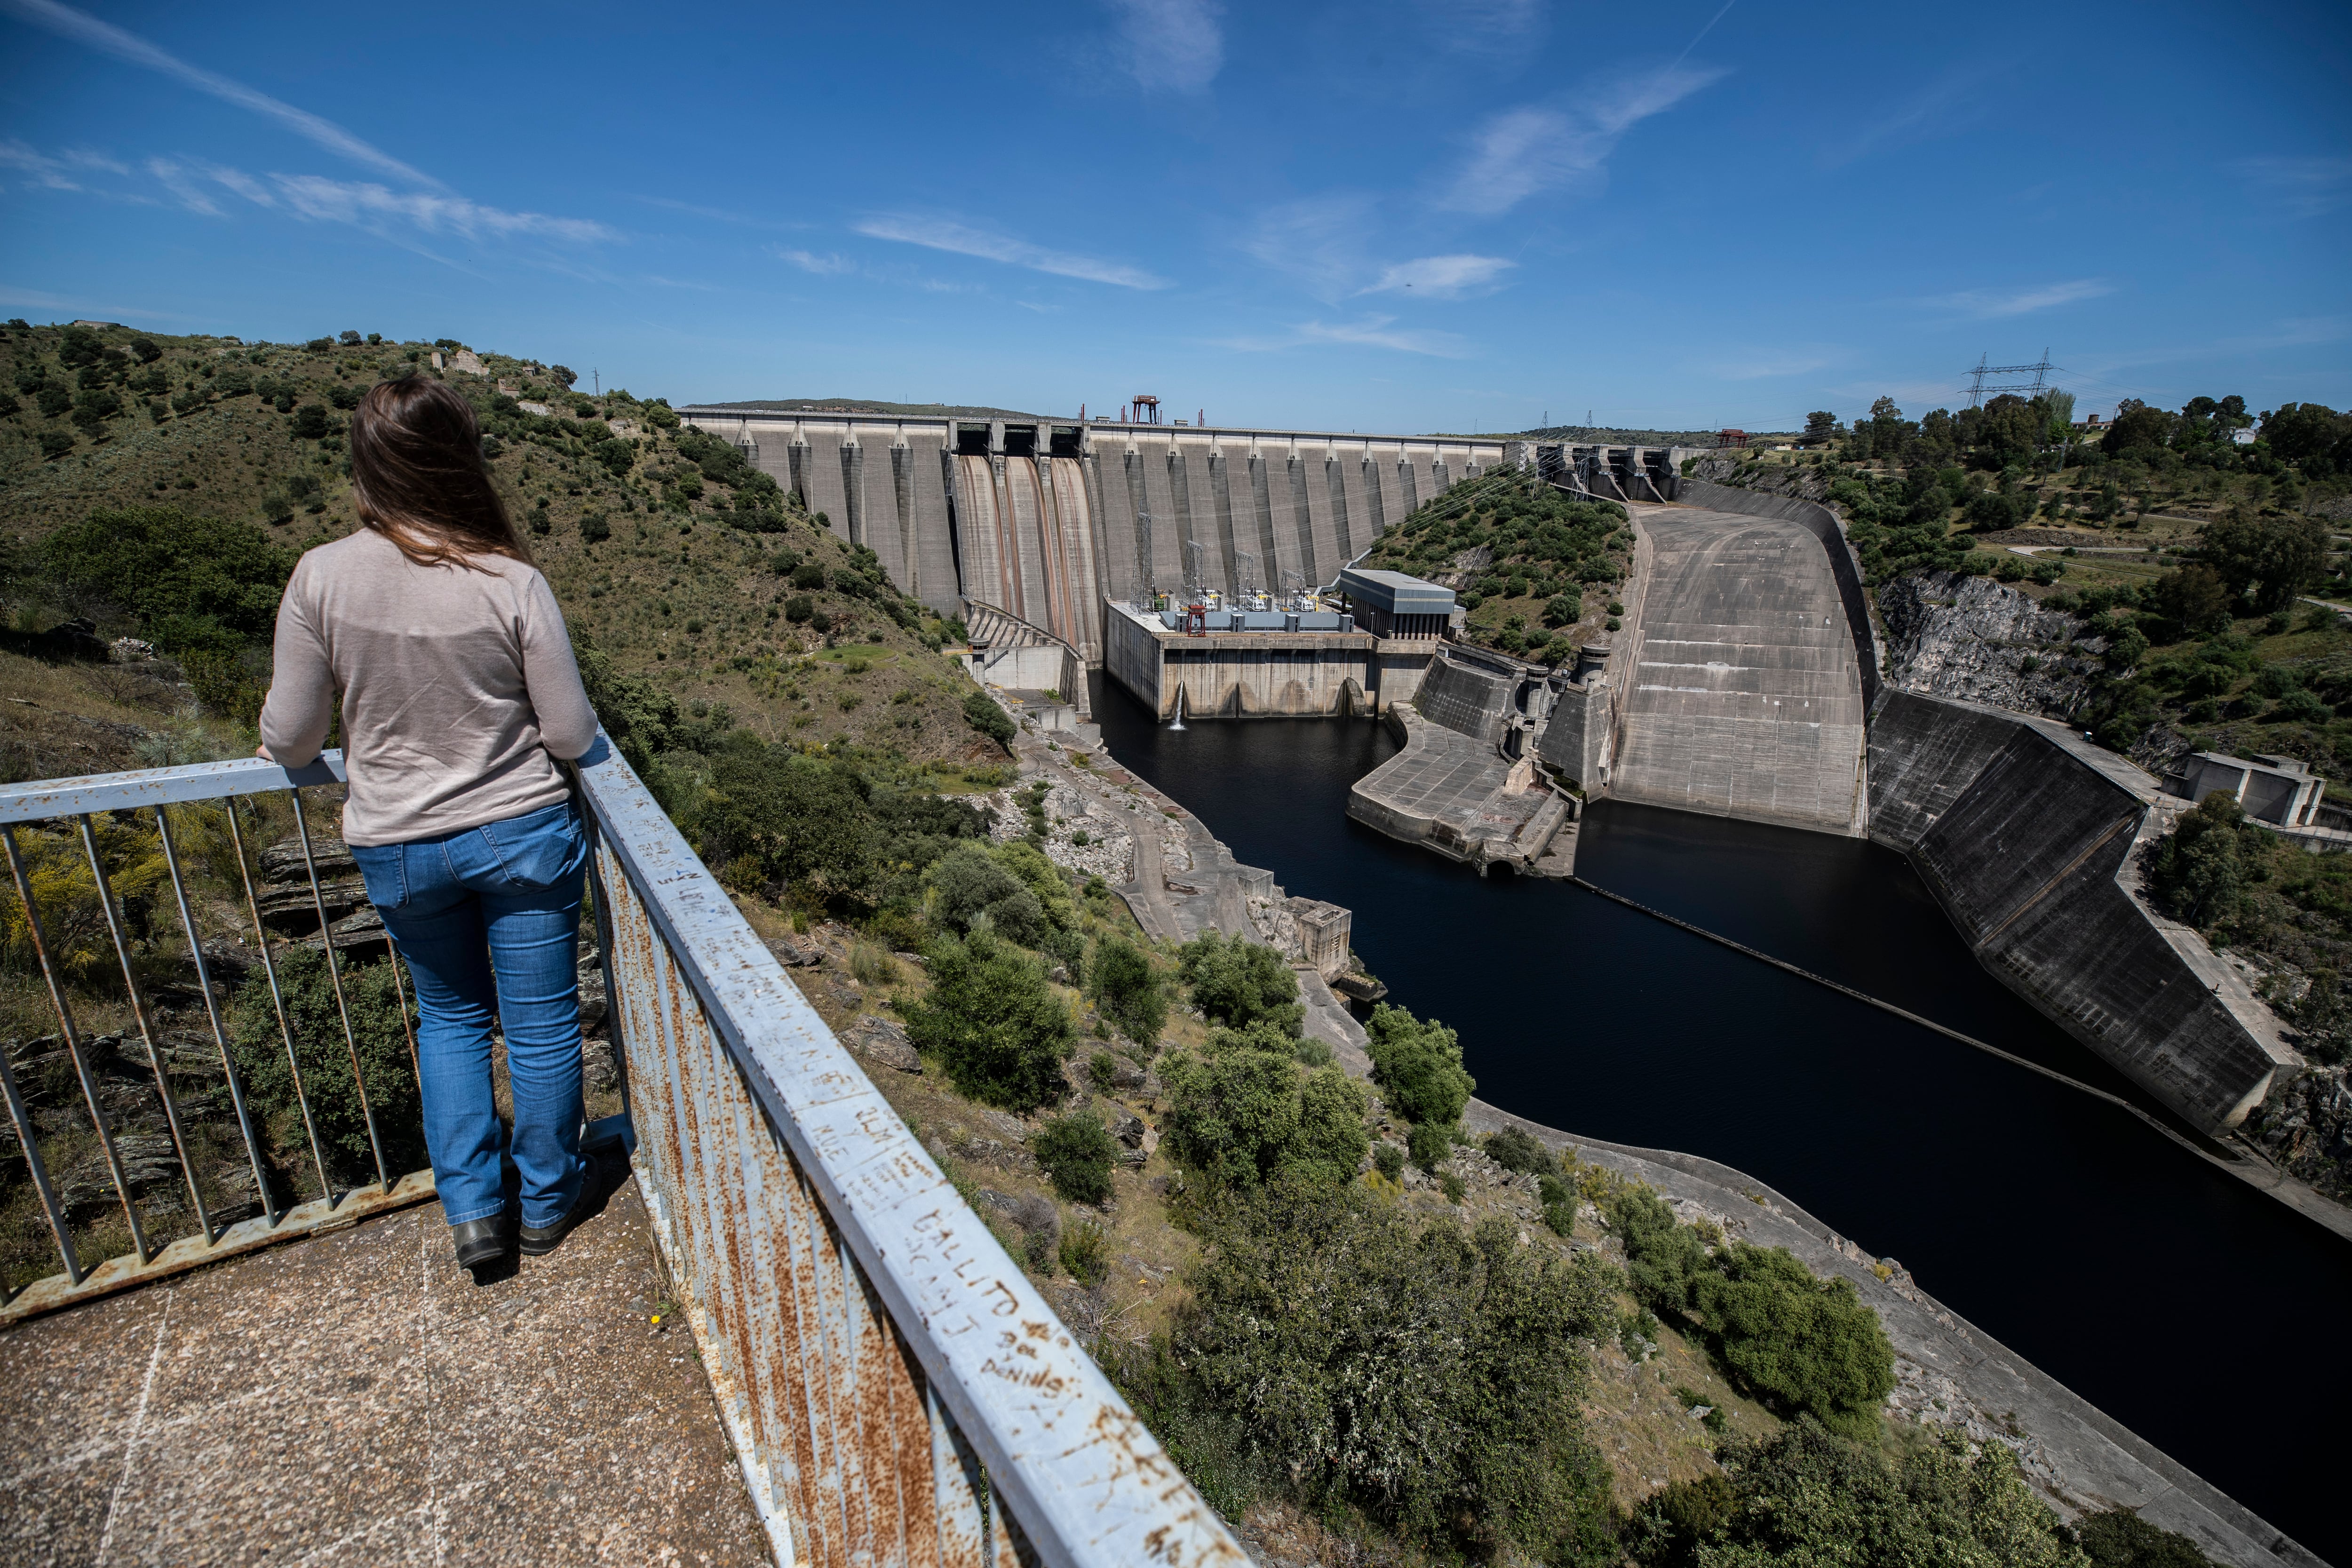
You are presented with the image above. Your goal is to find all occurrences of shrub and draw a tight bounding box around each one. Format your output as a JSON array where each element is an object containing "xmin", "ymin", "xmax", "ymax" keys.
[
  {"xmin": 1372, "ymin": 1142, "xmax": 1403, "ymax": 1182},
  {"xmin": 2073, "ymin": 1506, "xmax": 2217, "ymax": 1567},
  {"xmin": 1033, "ymin": 1112, "xmax": 1118, "ymax": 1205},
  {"xmin": 1364, "ymin": 1002, "xmax": 1473, "ymax": 1128},
  {"xmin": 1625, "ymin": 1424, "xmax": 2083, "ymax": 1568},
  {"xmin": 1058, "ymin": 1218, "xmax": 1108, "ymax": 1287},
  {"xmin": 41, "ymin": 506, "xmax": 294, "ymax": 648},
  {"xmin": 228, "ymin": 947, "xmax": 423, "ymax": 1183},
  {"xmin": 1087, "ymin": 1049, "xmax": 1120, "ymax": 1091},
  {"xmin": 784, "ymin": 594, "xmax": 815, "ymax": 623},
  {"xmin": 1160, "ymin": 1024, "xmax": 1367, "ymax": 1190},
  {"xmin": 1484, "ymin": 1124, "xmax": 1556, "ymax": 1176},
  {"xmin": 1177, "ymin": 930, "xmax": 1303, "ymax": 1035},
  {"xmin": 901, "ymin": 929, "xmax": 1072, "ymax": 1113},
  {"xmin": 1608, "ymin": 1188, "xmax": 1894, "ymax": 1438},
  {"xmin": 1406, "ymin": 1118, "xmax": 1452, "ymax": 1170},
  {"xmin": 1087, "ymin": 934, "xmax": 1165, "ymax": 1043},
  {"xmin": 1116, "ymin": 1183, "xmax": 1616, "ymax": 1560},
  {"xmin": 961, "ymin": 689, "xmax": 1015, "ymax": 744},
  {"xmin": 926, "ymin": 842, "xmax": 1045, "ymax": 945},
  {"xmin": 697, "ymin": 744, "xmax": 877, "ymax": 902}
]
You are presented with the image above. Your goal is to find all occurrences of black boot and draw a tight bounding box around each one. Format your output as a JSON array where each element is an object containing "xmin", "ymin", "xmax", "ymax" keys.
[
  {"xmin": 450, "ymin": 1215, "xmax": 512, "ymax": 1270},
  {"xmin": 518, "ymin": 1142, "xmax": 631, "ymax": 1258}
]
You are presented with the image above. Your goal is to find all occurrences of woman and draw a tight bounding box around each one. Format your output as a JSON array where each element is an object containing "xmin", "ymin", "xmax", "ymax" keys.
[{"xmin": 259, "ymin": 374, "xmax": 620, "ymax": 1271}]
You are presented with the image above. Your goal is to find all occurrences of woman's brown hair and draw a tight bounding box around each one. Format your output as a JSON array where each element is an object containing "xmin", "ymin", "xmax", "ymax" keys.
[{"xmin": 349, "ymin": 375, "xmax": 532, "ymax": 569}]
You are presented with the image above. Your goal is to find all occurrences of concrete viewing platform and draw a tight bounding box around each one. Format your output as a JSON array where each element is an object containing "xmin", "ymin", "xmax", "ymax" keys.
[{"xmin": 0, "ymin": 1181, "xmax": 771, "ymax": 1568}]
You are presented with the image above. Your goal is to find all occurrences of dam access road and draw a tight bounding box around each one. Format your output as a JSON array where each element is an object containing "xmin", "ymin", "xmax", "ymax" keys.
[{"xmin": 1612, "ymin": 503, "xmax": 1869, "ymax": 836}]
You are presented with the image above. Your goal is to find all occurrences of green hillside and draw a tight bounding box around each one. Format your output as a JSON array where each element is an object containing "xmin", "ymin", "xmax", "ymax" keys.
[{"xmin": 0, "ymin": 320, "xmax": 1001, "ymax": 772}]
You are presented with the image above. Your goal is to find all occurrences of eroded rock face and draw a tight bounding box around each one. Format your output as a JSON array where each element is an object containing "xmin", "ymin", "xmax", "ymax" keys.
[
  {"xmin": 2243, "ymin": 1063, "xmax": 2352, "ymax": 1204},
  {"xmin": 1879, "ymin": 570, "xmax": 2101, "ymax": 719}
]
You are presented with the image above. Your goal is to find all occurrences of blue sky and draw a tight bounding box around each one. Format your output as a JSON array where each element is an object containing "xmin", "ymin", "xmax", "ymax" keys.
[{"xmin": 3, "ymin": 0, "xmax": 2347, "ymax": 434}]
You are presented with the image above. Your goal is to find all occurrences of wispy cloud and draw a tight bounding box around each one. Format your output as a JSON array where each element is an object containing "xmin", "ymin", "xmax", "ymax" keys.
[
  {"xmin": 1216, "ymin": 314, "xmax": 1471, "ymax": 358},
  {"xmin": 776, "ymin": 247, "xmax": 856, "ymax": 275},
  {"xmin": 0, "ymin": 138, "xmax": 127, "ymax": 190},
  {"xmin": 2234, "ymin": 156, "xmax": 2352, "ymax": 219},
  {"xmin": 1929, "ymin": 279, "xmax": 2112, "ymax": 319},
  {"xmin": 2, "ymin": 0, "xmax": 442, "ymax": 188},
  {"xmin": 1241, "ymin": 194, "xmax": 1376, "ymax": 298},
  {"xmin": 0, "ymin": 281, "xmax": 175, "ymax": 320},
  {"xmin": 1, "ymin": 140, "xmax": 615, "ymax": 250},
  {"xmin": 855, "ymin": 214, "xmax": 1169, "ymax": 289},
  {"xmin": 1828, "ymin": 65, "xmax": 2000, "ymax": 168},
  {"xmin": 1101, "ymin": 0, "xmax": 1223, "ymax": 93},
  {"xmin": 1359, "ymin": 254, "xmax": 1516, "ymax": 299},
  {"xmin": 1443, "ymin": 65, "xmax": 1728, "ymax": 215},
  {"xmin": 261, "ymin": 174, "xmax": 614, "ymax": 243},
  {"xmin": 144, "ymin": 157, "xmax": 221, "ymax": 215}
]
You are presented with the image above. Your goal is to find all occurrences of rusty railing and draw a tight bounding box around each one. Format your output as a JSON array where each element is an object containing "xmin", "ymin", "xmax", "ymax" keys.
[{"xmin": 0, "ymin": 742, "xmax": 1244, "ymax": 1568}]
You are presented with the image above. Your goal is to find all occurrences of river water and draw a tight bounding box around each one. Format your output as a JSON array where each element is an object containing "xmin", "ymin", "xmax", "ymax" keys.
[{"xmin": 1089, "ymin": 677, "xmax": 2351, "ymax": 1566}]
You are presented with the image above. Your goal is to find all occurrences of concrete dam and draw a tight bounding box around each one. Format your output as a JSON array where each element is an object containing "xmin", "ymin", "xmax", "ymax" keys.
[{"xmin": 679, "ymin": 407, "xmax": 1525, "ymax": 664}]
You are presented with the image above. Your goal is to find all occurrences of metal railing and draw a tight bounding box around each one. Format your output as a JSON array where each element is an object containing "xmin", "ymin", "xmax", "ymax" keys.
[
  {"xmin": 1, "ymin": 751, "xmax": 441, "ymax": 1317},
  {"xmin": 0, "ymin": 741, "xmax": 1245, "ymax": 1568}
]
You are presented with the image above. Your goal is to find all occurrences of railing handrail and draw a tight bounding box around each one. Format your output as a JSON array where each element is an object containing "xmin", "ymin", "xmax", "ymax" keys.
[
  {"xmin": 0, "ymin": 751, "xmax": 350, "ymax": 824},
  {"xmin": 570, "ymin": 733, "xmax": 1240, "ymax": 1568}
]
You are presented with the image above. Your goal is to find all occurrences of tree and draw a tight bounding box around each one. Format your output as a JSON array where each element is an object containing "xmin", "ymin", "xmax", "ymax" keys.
[
  {"xmin": 291, "ymin": 403, "xmax": 330, "ymax": 439},
  {"xmin": 961, "ymin": 689, "xmax": 1014, "ymax": 744},
  {"xmin": 1609, "ymin": 1188, "xmax": 1894, "ymax": 1438},
  {"xmin": 42, "ymin": 506, "xmax": 294, "ymax": 647},
  {"xmin": 1802, "ymin": 411, "xmax": 1840, "ymax": 446},
  {"xmin": 697, "ymin": 742, "xmax": 877, "ymax": 899},
  {"xmin": 2104, "ymin": 398, "xmax": 2175, "ymax": 457},
  {"xmin": 337, "ymin": 329, "xmax": 361, "ymax": 345},
  {"xmin": 548, "ymin": 364, "xmax": 578, "ymax": 388},
  {"xmin": 2146, "ymin": 793, "xmax": 2257, "ymax": 929},
  {"xmin": 1033, "ymin": 1112, "xmax": 1118, "ymax": 1205},
  {"xmin": 1160, "ymin": 1024, "xmax": 1365, "ymax": 1190},
  {"xmin": 2197, "ymin": 506, "xmax": 2328, "ymax": 611},
  {"xmin": 2259, "ymin": 402, "xmax": 2352, "ymax": 476},
  {"xmin": 2145, "ymin": 565, "xmax": 2233, "ymax": 637},
  {"xmin": 128, "ymin": 336, "xmax": 161, "ymax": 363},
  {"xmin": 902, "ymin": 928, "xmax": 1072, "ymax": 1112},
  {"xmin": 2074, "ymin": 1507, "xmax": 2217, "ymax": 1567},
  {"xmin": 1363, "ymin": 1002, "xmax": 1473, "ymax": 1128},
  {"xmin": 69, "ymin": 387, "xmax": 121, "ymax": 431},
  {"xmin": 1178, "ymin": 930, "xmax": 1303, "ymax": 1035},
  {"xmin": 230, "ymin": 947, "xmax": 423, "ymax": 1178},
  {"xmin": 1975, "ymin": 394, "xmax": 2043, "ymax": 464},
  {"xmin": 1627, "ymin": 1424, "xmax": 2087, "ymax": 1568},
  {"xmin": 926, "ymin": 842, "xmax": 1046, "ymax": 946},
  {"xmin": 1120, "ymin": 1183, "xmax": 1615, "ymax": 1560},
  {"xmin": 1088, "ymin": 935, "xmax": 1166, "ymax": 1043}
]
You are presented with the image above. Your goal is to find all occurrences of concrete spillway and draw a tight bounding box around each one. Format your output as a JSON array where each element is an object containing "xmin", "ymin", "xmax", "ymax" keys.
[{"xmin": 1609, "ymin": 503, "xmax": 1870, "ymax": 834}]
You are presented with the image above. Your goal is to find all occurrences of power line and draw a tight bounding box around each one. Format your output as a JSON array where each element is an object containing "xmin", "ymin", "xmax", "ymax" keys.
[{"xmin": 1963, "ymin": 348, "xmax": 2052, "ymax": 408}]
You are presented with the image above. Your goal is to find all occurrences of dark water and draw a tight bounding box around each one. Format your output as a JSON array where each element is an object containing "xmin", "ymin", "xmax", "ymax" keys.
[{"xmin": 1089, "ymin": 675, "xmax": 2351, "ymax": 1566}]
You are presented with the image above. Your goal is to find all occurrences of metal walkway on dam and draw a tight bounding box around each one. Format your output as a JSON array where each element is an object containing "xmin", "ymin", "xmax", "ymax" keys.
[{"xmin": 1610, "ymin": 502, "xmax": 1870, "ymax": 835}]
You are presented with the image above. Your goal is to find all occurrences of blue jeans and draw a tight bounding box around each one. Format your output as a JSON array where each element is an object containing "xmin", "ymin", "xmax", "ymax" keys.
[{"xmin": 351, "ymin": 798, "xmax": 588, "ymax": 1229}]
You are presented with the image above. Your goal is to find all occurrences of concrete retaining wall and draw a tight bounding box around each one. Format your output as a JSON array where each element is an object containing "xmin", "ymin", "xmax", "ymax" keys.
[
  {"xmin": 1869, "ymin": 689, "xmax": 2297, "ymax": 1133},
  {"xmin": 1413, "ymin": 649, "xmax": 1518, "ymax": 743},
  {"xmin": 1676, "ymin": 478, "xmax": 1883, "ymax": 705}
]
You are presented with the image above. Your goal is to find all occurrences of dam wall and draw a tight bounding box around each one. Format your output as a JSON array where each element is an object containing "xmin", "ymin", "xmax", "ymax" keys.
[
  {"xmin": 682, "ymin": 408, "xmax": 1510, "ymax": 665},
  {"xmin": 1674, "ymin": 478, "xmax": 1883, "ymax": 704},
  {"xmin": 1869, "ymin": 688, "xmax": 2298, "ymax": 1134},
  {"xmin": 1101, "ymin": 598, "xmax": 1448, "ymax": 719}
]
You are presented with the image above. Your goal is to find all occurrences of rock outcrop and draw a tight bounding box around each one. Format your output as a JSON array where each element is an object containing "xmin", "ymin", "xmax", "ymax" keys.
[{"xmin": 1879, "ymin": 570, "xmax": 2103, "ymax": 719}]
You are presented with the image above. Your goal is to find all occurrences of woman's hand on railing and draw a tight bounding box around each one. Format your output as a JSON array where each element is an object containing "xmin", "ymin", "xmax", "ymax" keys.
[{"xmin": 254, "ymin": 743, "xmax": 274, "ymax": 762}]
